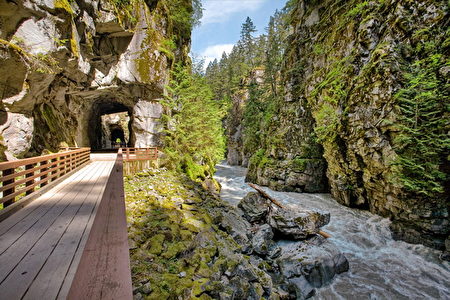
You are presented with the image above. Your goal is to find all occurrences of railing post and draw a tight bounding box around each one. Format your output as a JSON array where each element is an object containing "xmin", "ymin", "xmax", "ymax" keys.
[
  {"xmin": 50, "ymin": 158, "xmax": 57, "ymax": 182},
  {"xmin": 3, "ymin": 168, "xmax": 15, "ymax": 207},
  {"xmin": 60, "ymin": 153, "xmax": 66, "ymax": 175},
  {"xmin": 25, "ymin": 164, "xmax": 35, "ymax": 195},
  {"xmin": 40, "ymin": 160, "xmax": 48, "ymax": 188},
  {"xmin": 69, "ymin": 152, "xmax": 74, "ymax": 171}
]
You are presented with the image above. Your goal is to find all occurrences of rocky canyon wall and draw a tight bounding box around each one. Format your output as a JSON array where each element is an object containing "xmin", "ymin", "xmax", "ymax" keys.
[
  {"xmin": 0, "ymin": 0, "xmax": 190, "ymax": 159},
  {"xmin": 238, "ymin": 0, "xmax": 449, "ymax": 249}
]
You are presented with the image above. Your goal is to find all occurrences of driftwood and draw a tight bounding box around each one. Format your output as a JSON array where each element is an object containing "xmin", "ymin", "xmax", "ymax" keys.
[
  {"xmin": 318, "ymin": 230, "xmax": 331, "ymax": 238},
  {"xmin": 248, "ymin": 183, "xmax": 284, "ymax": 208},
  {"xmin": 248, "ymin": 183, "xmax": 332, "ymax": 239}
]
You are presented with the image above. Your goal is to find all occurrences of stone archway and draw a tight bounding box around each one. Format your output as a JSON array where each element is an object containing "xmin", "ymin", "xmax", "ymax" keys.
[
  {"xmin": 87, "ymin": 99, "xmax": 132, "ymax": 150},
  {"xmin": 101, "ymin": 112, "xmax": 130, "ymax": 149}
]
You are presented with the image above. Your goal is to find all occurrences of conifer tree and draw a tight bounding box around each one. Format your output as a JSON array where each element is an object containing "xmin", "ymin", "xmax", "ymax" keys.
[
  {"xmin": 162, "ymin": 64, "xmax": 226, "ymax": 180},
  {"xmin": 240, "ymin": 16, "xmax": 257, "ymax": 67}
]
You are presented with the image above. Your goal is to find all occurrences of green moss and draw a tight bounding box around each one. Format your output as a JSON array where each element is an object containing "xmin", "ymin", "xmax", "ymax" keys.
[
  {"xmin": 345, "ymin": 1, "xmax": 369, "ymax": 18},
  {"xmin": 148, "ymin": 234, "xmax": 165, "ymax": 255},
  {"xmin": 291, "ymin": 158, "xmax": 309, "ymax": 172},
  {"xmin": 125, "ymin": 168, "xmax": 249, "ymax": 298},
  {"xmin": 54, "ymin": 0, "xmax": 74, "ymax": 14}
]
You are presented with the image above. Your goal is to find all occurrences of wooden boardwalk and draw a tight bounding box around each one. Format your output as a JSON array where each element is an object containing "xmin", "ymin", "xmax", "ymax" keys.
[{"xmin": 0, "ymin": 154, "xmax": 117, "ymax": 299}]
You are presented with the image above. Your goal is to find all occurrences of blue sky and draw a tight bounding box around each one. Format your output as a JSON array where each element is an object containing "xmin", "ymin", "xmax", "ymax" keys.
[{"xmin": 191, "ymin": 0, "xmax": 287, "ymax": 66}]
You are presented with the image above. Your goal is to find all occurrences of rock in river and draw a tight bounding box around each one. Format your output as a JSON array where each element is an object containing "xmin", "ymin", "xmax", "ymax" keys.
[
  {"xmin": 268, "ymin": 206, "xmax": 330, "ymax": 239},
  {"xmin": 238, "ymin": 191, "xmax": 269, "ymax": 223}
]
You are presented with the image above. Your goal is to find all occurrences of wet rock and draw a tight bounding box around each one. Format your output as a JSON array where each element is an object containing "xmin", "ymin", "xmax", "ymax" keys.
[
  {"xmin": 277, "ymin": 238, "xmax": 349, "ymax": 290},
  {"xmin": 268, "ymin": 243, "xmax": 282, "ymax": 259},
  {"xmin": 217, "ymin": 208, "xmax": 253, "ymax": 253},
  {"xmin": 268, "ymin": 207, "xmax": 330, "ymax": 239},
  {"xmin": 288, "ymin": 276, "xmax": 315, "ymax": 300},
  {"xmin": 441, "ymin": 237, "xmax": 450, "ymax": 261},
  {"xmin": 252, "ymin": 224, "xmax": 274, "ymax": 256},
  {"xmin": 238, "ymin": 192, "xmax": 269, "ymax": 223}
]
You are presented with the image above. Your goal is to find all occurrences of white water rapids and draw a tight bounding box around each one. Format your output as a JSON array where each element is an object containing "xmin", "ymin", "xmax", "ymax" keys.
[{"xmin": 214, "ymin": 163, "xmax": 450, "ymax": 299}]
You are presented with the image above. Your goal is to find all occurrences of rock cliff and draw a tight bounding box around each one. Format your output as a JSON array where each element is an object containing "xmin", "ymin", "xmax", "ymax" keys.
[
  {"xmin": 0, "ymin": 0, "xmax": 191, "ymax": 159},
  {"xmin": 239, "ymin": 0, "xmax": 449, "ymax": 250}
]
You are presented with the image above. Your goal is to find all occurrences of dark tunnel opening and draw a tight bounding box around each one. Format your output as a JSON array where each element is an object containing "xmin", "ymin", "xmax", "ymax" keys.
[
  {"xmin": 110, "ymin": 126, "xmax": 126, "ymax": 147},
  {"xmin": 88, "ymin": 99, "xmax": 132, "ymax": 150}
]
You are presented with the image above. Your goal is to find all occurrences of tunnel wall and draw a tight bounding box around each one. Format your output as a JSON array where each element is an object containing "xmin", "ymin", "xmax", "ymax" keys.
[{"xmin": 0, "ymin": 0, "xmax": 185, "ymax": 159}]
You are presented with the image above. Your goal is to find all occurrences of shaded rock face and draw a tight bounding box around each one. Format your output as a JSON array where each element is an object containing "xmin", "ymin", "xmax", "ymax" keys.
[
  {"xmin": 226, "ymin": 69, "xmax": 265, "ymax": 167},
  {"xmin": 244, "ymin": 0, "xmax": 449, "ymax": 249},
  {"xmin": 226, "ymin": 89, "xmax": 248, "ymax": 167},
  {"xmin": 0, "ymin": 0, "xmax": 184, "ymax": 158}
]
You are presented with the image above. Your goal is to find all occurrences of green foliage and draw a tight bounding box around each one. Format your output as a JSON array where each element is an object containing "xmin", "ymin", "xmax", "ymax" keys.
[
  {"xmin": 165, "ymin": 0, "xmax": 203, "ymax": 39},
  {"xmin": 162, "ymin": 64, "xmax": 226, "ymax": 181},
  {"xmin": 248, "ymin": 149, "xmax": 266, "ymax": 168},
  {"xmin": 310, "ymin": 57, "xmax": 352, "ymax": 142},
  {"xmin": 242, "ymin": 84, "xmax": 265, "ymax": 153},
  {"xmin": 205, "ymin": 7, "xmax": 290, "ymax": 160},
  {"xmin": 393, "ymin": 53, "xmax": 449, "ymax": 196},
  {"xmin": 158, "ymin": 38, "xmax": 177, "ymax": 61},
  {"xmin": 345, "ymin": 1, "xmax": 369, "ymax": 17}
]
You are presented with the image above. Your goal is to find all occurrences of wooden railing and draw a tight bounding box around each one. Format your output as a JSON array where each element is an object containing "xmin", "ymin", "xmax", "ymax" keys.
[
  {"xmin": 0, "ymin": 147, "xmax": 90, "ymax": 207},
  {"xmin": 120, "ymin": 147, "xmax": 158, "ymax": 161}
]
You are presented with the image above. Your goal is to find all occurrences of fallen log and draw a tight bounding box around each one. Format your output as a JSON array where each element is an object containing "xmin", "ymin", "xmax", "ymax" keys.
[
  {"xmin": 319, "ymin": 230, "xmax": 332, "ymax": 239},
  {"xmin": 248, "ymin": 183, "xmax": 284, "ymax": 208}
]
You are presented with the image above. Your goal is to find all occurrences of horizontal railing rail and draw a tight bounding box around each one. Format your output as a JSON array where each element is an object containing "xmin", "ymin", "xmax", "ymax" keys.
[
  {"xmin": 120, "ymin": 147, "xmax": 158, "ymax": 162},
  {"xmin": 0, "ymin": 147, "xmax": 90, "ymax": 207}
]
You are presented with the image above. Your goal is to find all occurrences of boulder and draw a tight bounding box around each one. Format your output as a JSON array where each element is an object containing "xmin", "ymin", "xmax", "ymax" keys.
[
  {"xmin": 277, "ymin": 237, "xmax": 349, "ymax": 297},
  {"xmin": 217, "ymin": 207, "xmax": 253, "ymax": 254},
  {"xmin": 0, "ymin": 112, "xmax": 34, "ymax": 157},
  {"xmin": 238, "ymin": 192, "xmax": 269, "ymax": 223},
  {"xmin": 268, "ymin": 207, "xmax": 330, "ymax": 240},
  {"xmin": 252, "ymin": 224, "xmax": 274, "ymax": 256}
]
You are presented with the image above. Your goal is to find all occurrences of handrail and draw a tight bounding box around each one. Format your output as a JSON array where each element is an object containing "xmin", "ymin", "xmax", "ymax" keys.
[
  {"xmin": 0, "ymin": 148, "xmax": 90, "ymax": 207},
  {"xmin": 120, "ymin": 147, "xmax": 158, "ymax": 162}
]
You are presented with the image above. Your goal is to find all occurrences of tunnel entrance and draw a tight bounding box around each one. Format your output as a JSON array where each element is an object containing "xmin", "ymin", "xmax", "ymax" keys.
[
  {"xmin": 88, "ymin": 100, "xmax": 133, "ymax": 150},
  {"xmin": 110, "ymin": 127, "xmax": 125, "ymax": 147}
]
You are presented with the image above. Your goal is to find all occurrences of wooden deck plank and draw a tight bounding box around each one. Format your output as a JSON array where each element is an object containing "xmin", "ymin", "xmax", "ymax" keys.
[
  {"xmin": 0, "ymin": 162, "xmax": 110, "ymax": 299},
  {"xmin": 0, "ymin": 162, "xmax": 93, "ymax": 237},
  {"xmin": 0, "ymin": 162, "xmax": 97, "ymax": 257},
  {"xmin": 23, "ymin": 162, "xmax": 115, "ymax": 300},
  {"xmin": 0, "ymin": 163, "xmax": 104, "ymax": 285},
  {"xmin": 67, "ymin": 156, "xmax": 133, "ymax": 300}
]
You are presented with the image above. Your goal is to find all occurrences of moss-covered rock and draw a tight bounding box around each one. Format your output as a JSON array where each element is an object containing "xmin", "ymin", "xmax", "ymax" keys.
[
  {"xmin": 125, "ymin": 168, "xmax": 281, "ymax": 299},
  {"xmin": 125, "ymin": 167, "xmax": 350, "ymax": 299}
]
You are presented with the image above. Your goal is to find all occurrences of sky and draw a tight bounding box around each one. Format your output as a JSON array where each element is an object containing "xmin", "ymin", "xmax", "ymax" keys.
[{"xmin": 191, "ymin": 0, "xmax": 288, "ymax": 67}]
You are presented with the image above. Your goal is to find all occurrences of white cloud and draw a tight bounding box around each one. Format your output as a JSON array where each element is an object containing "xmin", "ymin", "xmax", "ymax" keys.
[
  {"xmin": 200, "ymin": 43, "xmax": 234, "ymax": 67},
  {"xmin": 201, "ymin": 0, "xmax": 266, "ymax": 24}
]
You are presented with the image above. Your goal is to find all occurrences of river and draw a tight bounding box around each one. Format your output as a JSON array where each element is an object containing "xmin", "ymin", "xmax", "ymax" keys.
[{"xmin": 214, "ymin": 163, "xmax": 450, "ymax": 300}]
